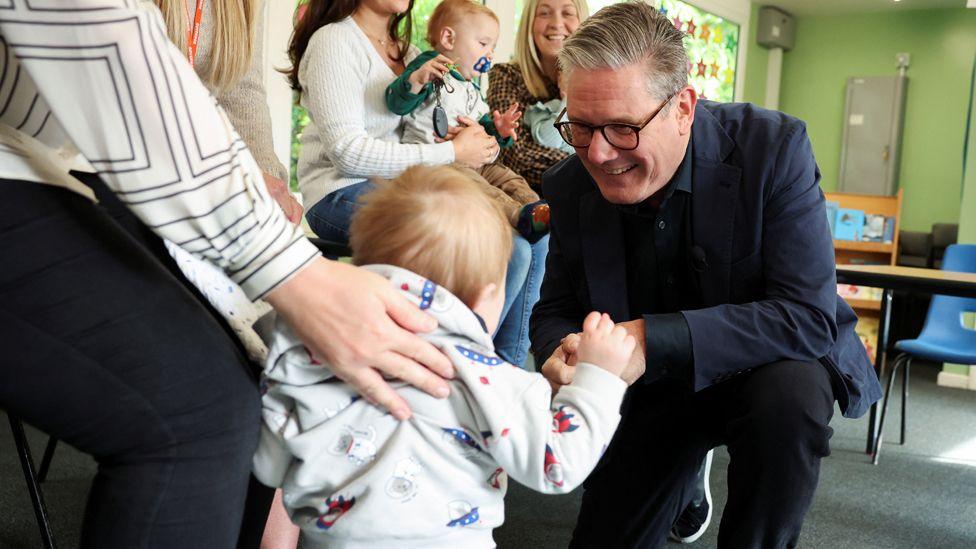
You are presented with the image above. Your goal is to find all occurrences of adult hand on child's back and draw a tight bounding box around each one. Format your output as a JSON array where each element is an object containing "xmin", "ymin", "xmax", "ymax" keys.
[
  {"xmin": 576, "ymin": 312, "xmax": 636, "ymax": 378},
  {"xmin": 265, "ymin": 258, "xmax": 455, "ymax": 420},
  {"xmin": 439, "ymin": 116, "xmax": 498, "ymax": 169}
]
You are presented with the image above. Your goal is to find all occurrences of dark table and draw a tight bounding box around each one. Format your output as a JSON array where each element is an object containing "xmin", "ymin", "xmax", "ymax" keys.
[{"xmin": 835, "ymin": 264, "xmax": 976, "ymax": 459}]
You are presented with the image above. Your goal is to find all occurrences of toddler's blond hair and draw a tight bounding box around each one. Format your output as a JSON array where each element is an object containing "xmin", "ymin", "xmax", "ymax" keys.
[
  {"xmin": 350, "ymin": 166, "xmax": 513, "ymax": 307},
  {"xmin": 426, "ymin": 0, "xmax": 499, "ymax": 49}
]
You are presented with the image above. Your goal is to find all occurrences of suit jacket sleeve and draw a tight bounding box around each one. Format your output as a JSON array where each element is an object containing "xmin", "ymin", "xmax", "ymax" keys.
[
  {"xmin": 529, "ymin": 194, "xmax": 586, "ymax": 367},
  {"xmin": 681, "ymin": 123, "xmax": 839, "ymax": 390}
]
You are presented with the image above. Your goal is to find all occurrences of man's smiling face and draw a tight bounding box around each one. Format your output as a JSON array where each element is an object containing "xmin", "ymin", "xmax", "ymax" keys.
[{"xmin": 565, "ymin": 63, "xmax": 696, "ymax": 204}]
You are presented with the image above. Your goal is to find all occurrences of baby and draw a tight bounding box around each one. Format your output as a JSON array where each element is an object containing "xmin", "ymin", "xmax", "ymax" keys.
[
  {"xmin": 253, "ymin": 165, "xmax": 634, "ymax": 548},
  {"xmin": 385, "ymin": 0, "xmax": 550, "ymax": 243}
]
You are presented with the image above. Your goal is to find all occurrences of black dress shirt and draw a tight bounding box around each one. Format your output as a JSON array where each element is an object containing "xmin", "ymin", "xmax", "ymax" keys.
[{"xmin": 617, "ymin": 140, "xmax": 700, "ymax": 387}]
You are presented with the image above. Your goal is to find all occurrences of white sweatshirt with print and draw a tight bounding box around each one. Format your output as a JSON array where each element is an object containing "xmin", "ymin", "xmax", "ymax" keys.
[{"xmin": 253, "ymin": 265, "xmax": 626, "ymax": 549}]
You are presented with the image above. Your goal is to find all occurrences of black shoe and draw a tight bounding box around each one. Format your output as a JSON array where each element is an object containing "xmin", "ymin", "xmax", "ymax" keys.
[{"xmin": 669, "ymin": 450, "xmax": 713, "ymax": 544}]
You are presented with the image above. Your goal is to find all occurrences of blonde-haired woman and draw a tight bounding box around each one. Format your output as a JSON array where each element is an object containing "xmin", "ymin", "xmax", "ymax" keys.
[
  {"xmin": 487, "ymin": 0, "xmax": 588, "ymax": 191},
  {"xmin": 156, "ymin": 0, "xmax": 301, "ymax": 222}
]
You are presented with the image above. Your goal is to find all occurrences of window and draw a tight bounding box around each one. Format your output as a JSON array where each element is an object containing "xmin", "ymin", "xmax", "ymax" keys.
[{"xmin": 513, "ymin": 0, "xmax": 738, "ymax": 102}]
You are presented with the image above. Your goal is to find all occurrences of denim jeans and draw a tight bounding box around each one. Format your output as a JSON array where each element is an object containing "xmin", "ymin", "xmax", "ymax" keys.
[
  {"xmin": 495, "ymin": 234, "xmax": 549, "ymax": 368},
  {"xmin": 305, "ymin": 181, "xmax": 376, "ymax": 245}
]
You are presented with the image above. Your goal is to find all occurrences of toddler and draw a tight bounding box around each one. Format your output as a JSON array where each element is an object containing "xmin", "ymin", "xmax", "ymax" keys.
[
  {"xmin": 385, "ymin": 0, "xmax": 550, "ymax": 243},
  {"xmin": 253, "ymin": 166, "xmax": 633, "ymax": 548}
]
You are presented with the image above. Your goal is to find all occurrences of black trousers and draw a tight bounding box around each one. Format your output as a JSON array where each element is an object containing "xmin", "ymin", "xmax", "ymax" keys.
[
  {"xmin": 570, "ymin": 359, "xmax": 835, "ymax": 549},
  {"xmin": 0, "ymin": 177, "xmax": 272, "ymax": 548}
]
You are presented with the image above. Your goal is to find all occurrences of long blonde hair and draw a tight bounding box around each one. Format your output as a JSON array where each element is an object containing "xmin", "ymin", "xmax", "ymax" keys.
[
  {"xmin": 157, "ymin": 0, "xmax": 258, "ymax": 92},
  {"xmin": 514, "ymin": 0, "xmax": 589, "ymax": 98}
]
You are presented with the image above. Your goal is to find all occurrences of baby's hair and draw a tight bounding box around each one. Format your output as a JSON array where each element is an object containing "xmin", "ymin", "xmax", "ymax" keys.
[
  {"xmin": 350, "ymin": 165, "xmax": 512, "ymax": 307},
  {"xmin": 426, "ymin": 0, "xmax": 499, "ymax": 49}
]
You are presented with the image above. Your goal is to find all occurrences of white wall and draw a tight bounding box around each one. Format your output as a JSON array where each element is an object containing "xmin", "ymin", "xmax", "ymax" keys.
[{"xmin": 260, "ymin": 0, "xmax": 753, "ymax": 180}]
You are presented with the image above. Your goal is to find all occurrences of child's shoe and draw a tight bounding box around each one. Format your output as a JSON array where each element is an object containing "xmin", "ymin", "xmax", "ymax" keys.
[{"xmin": 516, "ymin": 200, "xmax": 550, "ymax": 244}]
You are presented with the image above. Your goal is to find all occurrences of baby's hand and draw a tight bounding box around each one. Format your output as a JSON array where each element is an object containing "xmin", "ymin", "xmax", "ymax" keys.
[
  {"xmin": 408, "ymin": 54, "xmax": 452, "ymax": 93},
  {"xmin": 575, "ymin": 312, "xmax": 636, "ymax": 378},
  {"xmin": 493, "ymin": 102, "xmax": 522, "ymax": 141}
]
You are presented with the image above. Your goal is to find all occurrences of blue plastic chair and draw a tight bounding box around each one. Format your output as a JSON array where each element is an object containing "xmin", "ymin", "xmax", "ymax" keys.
[{"xmin": 874, "ymin": 244, "xmax": 976, "ymax": 464}]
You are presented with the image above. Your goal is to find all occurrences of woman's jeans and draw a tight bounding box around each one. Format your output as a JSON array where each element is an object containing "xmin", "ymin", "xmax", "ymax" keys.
[
  {"xmin": 0, "ymin": 177, "xmax": 263, "ymax": 548},
  {"xmin": 305, "ymin": 182, "xmax": 375, "ymax": 244},
  {"xmin": 306, "ymin": 184, "xmax": 548, "ymax": 368},
  {"xmin": 496, "ymin": 234, "xmax": 548, "ymax": 368}
]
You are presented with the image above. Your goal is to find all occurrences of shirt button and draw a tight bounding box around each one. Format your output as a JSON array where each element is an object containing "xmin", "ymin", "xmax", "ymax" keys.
[{"xmin": 658, "ymin": 220, "xmax": 666, "ymax": 230}]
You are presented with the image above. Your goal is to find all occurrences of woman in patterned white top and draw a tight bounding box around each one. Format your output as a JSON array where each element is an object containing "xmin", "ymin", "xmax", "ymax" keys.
[{"xmin": 0, "ymin": 2, "xmax": 456, "ymax": 547}]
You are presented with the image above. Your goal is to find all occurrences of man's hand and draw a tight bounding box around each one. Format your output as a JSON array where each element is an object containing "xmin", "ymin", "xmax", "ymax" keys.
[
  {"xmin": 540, "ymin": 332, "xmax": 581, "ymax": 393},
  {"xmin": 265, "ymin": 258, "xmax": 455, "ymax": 420},
  {"xmin": 615, "ymin": 318, "xmax": 647, "ymax": 385},
  {"xmin": 492, "ymin": 102, "xmax": 522, "ymax": 141},
  {"xmin": 262, "ymin": 172, "xmax": 303, "ymax": 225},
  {"xmin": 407, "ymin": 53, "xmax": 452, "ymax": 93}
]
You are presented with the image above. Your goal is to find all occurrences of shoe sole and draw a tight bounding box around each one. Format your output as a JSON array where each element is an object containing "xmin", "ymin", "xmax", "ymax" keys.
[{"xmin": 669, "ymin": 449, "xmax": 714, "ymax": 544}]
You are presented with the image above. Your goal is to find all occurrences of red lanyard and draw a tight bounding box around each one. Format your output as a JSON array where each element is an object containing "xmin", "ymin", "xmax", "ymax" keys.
[{"xmin": 187, "ymin": 0, "xmax": 205, "ymax": 68}]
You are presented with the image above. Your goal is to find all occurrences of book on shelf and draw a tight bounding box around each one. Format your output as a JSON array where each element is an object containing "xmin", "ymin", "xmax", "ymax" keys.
[
  {"xmin": 834, "ymin": 208, "xmax": 865, "ymax": 241},
  {"xmin": 862, "ymin": 214, "xmax": 886, "ymax": 242},
  {"xmin": 827, "ymin": 207, "xmax": 895, "ymax": 244}
]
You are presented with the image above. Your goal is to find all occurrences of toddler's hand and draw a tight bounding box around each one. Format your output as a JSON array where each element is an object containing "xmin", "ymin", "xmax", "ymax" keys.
[
  {"xmin": 575, "ymin": 312, "xmax": 636, "ymax": 378},
  {"xmin": 492, "ymin": 102, "xmax": 522, "ymax": 141},
  {"xmin": 408, "ymin": 54, "xmax": 453, "ymax": 93}
]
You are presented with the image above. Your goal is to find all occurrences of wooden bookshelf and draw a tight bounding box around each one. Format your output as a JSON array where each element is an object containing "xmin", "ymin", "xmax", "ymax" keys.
[{"xmin": 826, "ymin": 189, "xmax": 903, "ymax": 315}]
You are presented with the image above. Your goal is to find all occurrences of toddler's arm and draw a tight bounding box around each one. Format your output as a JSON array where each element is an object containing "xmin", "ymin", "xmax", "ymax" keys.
[
  {"xmin": 385, "ymin": 52, "xmax": 452, "ymax": 115},
  {"xmin": 459, "ymin": 313, "xmax": 632, "ymax": 494}
]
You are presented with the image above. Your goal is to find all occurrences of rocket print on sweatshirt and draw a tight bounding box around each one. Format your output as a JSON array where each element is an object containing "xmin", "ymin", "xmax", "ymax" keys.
[
  {"xmin": 316, "ymin": 494, "xmax": 356, "ymax": 530},
  {"xmin": 552, "ymin": 405, "xmax": 581, "ymax": 434},
  {"xmin": 544, "ymin": 445, "xmax": 565, "ymax": 488}
]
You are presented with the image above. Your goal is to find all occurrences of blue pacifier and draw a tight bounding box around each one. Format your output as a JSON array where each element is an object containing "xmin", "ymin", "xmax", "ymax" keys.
[{"xmin": 474, "ymin": 56, "xmax": 491, "ymax": 74}]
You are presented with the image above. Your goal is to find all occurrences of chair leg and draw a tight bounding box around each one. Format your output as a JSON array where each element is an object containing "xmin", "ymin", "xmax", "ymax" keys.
[
  {"xmin": 873, "ymin": 354, "xmax": 907, "ymax": 465},
  {"xmin": 8, "ymin": 416, "xmax": 57, "ymax": 548},
  {"xmin": 900, "ymin": 357, "xmax": 912, "ymax": 445},
  {"xmin": 37, "ymin": 437, "xmax": 58, "ymax": 483}
]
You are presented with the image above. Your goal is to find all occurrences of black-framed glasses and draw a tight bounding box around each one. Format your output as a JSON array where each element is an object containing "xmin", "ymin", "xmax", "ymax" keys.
[{"xmin": 553, "ymin": 92, "xmax": 676, "ymax": 150}]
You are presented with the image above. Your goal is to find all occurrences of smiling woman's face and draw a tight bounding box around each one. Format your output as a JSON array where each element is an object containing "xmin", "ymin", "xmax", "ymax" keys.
[{"xmin": 532, "ymin": 0, "xmax": 581, "ymax": 65}]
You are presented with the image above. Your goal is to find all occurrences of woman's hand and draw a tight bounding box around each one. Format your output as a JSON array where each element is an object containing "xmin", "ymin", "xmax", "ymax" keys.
[
  {"xmin": 262, "ymin": 172, "xmax": 303, "ymax": 225},
  {"xmin": 445, "ymin": 116, "xmax": 499, "ymax": 169},
  {"xmin": 407, "ymin": 53, "xmax": 453, "ymax": 93},
  {"xmin": 265, "ymin": 258, "xmax": 455, "ymax": 420}
]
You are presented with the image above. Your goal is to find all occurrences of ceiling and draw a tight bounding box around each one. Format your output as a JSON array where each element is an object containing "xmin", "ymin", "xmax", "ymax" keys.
[{"xmin": 756, "ymin": 0, "xmax": 971, "ymax": 17}]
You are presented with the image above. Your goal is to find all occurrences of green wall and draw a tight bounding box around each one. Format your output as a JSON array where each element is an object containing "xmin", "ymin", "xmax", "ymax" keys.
[
  {"xmin": 960, "ymin": 52, "xmax": 976, "ymax": 245},
  {"xmin": 741, "ymin": 3, "xmax": 769, "ymax": 105},
  {"xmin": 744, "ymin": 7, "xmax": 976, "ymax": 232}
]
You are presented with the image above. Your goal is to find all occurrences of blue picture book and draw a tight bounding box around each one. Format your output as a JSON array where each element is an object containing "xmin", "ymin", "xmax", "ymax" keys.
[{"xmin": 834, "ymin": 208, "xmax": 865, "ymax": 241}]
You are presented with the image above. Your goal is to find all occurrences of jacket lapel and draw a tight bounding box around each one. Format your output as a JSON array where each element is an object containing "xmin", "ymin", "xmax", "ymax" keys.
[
  {"xmin": 579, "ymin": 190, "xmax": 630, "ymax": 321},
  {"xmin": 689, "ymin": 105, "xmax": 742, "ymax": 306}
]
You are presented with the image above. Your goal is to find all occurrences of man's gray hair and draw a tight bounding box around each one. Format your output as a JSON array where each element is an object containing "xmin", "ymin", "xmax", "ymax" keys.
[{"xmin": 558, "ymin": 1, "xmax": 688, "ymax": 101}]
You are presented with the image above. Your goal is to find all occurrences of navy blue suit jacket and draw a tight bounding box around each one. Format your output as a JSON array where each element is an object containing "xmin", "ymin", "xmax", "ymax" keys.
[{"xmin": 530, "ymin": 101, "xmax": 882, "ymax": 418}]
